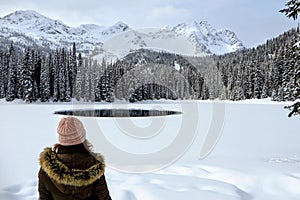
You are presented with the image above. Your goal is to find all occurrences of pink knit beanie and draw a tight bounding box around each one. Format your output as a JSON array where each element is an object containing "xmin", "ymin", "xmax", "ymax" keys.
[{"xmin": 57, "ymin": 116, "xmax": 86, "ymax": 146}]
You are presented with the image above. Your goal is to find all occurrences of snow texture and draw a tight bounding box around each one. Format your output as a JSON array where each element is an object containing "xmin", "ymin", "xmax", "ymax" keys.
[
  {"xmin": 0, "ymin": 99, "xmax": 300, "ymax": 200},
  {"xmin": 0, "ymin": 10, "xmax": 244, "ymax": 58}
]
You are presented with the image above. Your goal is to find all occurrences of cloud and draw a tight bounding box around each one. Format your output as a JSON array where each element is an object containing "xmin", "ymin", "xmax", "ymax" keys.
[
  {"xmin": 0, "ymin": 0, "xmax": 297, "ymax": 47},
  {"xmin": 149, "ymin": 5, "xmax": 191, "ymax": 22}
]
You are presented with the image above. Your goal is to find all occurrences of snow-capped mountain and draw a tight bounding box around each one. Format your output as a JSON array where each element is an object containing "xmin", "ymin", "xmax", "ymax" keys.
[
  {"xmin": 172, "ymin": 21, "xmax": 244, "ymax": 55},
  {"xmin": 0, "ymin": 10, "xmax": 244, "ymax": 58},
  {"xmin": 0, "ymin": 10, "xmax": 130, "ymax": 52},
  {"xmin": 95, "ymin": 27, "xmax": 210, "ymax": 61},
  {"xmin": 94, "ymin": 23, "xmax": 244, "ymax": 61}
]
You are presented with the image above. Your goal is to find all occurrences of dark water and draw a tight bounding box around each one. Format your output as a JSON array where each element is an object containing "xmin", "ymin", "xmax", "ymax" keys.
[{"xmin": 54, "ymin": 109, "xmax": 182, "ymax": 117}]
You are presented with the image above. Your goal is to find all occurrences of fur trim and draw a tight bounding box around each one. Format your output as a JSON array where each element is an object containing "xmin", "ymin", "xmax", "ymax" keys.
[{"xmin": 39, "ymin": 147, "xmax": 105, "ymax": 187}]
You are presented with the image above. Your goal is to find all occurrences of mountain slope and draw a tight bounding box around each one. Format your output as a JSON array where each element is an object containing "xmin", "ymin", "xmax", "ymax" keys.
[
  {"xmin": 92, "ymin": 21, "xmax": 244, "ymax": 61},
  {"xmin": 0, "ymin": 10, "xmax": 244, "ymax": 57},
  {"xmin": 0, "ymin": 10, "xmax": 130, "ymax": 53},
  {"xmin": 172, "ymin": 21, "xmax": 244, "ymax": 55},
  {"xmin": 94, "ymin": 28, "xmax": 210, "ymax": 61}
]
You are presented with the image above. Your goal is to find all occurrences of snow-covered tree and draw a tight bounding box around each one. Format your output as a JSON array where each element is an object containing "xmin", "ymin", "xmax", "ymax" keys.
[
  {"xmin": 40, "ymin": 55, "xmax": 51, "ymax": 102},
  {"xmin": 65, "ymin": 50, "xmax": 71, "ymax": 102},
  {"xmin": 69, "ymin": 43, "xmax": 77, "ymax": 97},
  {"xmin": 0, "ymin": 50, "xmax": 5, "ymax": 98},
  {"xmin": 21, "ymin": 48, "xmax": 33, "ymax": 103},
  {"xmin": 230, "ymin": 69, "xmax": 245, "ymax": 101},
  {"xmin": 6, "ymin": 44, "xmax": 17, "ymax": 101},
  {"xmin": 75, "ymin": 53, "xmax": 83, "ymax": 101},
  {"xmin": 52, "ymin": 49, "xmax": 60, "ymax": 102},
  {"xmin": 280, "ymin": 0, "xmax": 300, "ymax": 20},
  {"xmin": 32, "ymin": 50, "xmax": 41, "ymax": 101},
  {"xmin": 253, "ymin": 64, "xmax": 264, "ymax": 99},
  {"xmin": 293, "ymin": 38, "xmax": 300, "ymax": 99}
]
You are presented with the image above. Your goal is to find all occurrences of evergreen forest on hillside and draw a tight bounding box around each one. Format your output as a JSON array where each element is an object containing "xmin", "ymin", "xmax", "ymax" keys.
[{"xmin": 0, "ymin": 27, "xmax": 299, "ymax": 103}]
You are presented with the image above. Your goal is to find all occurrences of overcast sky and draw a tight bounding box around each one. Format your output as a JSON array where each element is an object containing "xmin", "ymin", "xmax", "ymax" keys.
[{"xmin": 0, "ymin": 0, "xmax": 298, "ymax": 47}]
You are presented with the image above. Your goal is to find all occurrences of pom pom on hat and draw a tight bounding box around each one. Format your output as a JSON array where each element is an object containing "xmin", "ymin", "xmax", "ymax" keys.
[{"xmin": 57, "ymin": 116, "xmax": 86, "ymax": 146}]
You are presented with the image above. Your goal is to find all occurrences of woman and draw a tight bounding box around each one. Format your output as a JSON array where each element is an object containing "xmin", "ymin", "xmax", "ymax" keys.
[{"xmin": 38, "ymin": 116, "xmax": 112, "ymax": 200}]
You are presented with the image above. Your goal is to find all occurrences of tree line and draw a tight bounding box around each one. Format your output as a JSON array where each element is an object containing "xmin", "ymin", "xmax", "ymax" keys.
[
  {"xmin": 0, "ymin": 26, "xmax": 299, "ymax": 103},
  {"xmin": 0, "ymin": 43, "xmax": 78, "ymax": 102},
  {"xmin": 211, "ymin": 27, "xmax": 300, "ymax": 101}
]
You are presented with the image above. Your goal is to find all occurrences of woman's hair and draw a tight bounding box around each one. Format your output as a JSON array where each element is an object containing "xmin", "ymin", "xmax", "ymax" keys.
[
  {"xmin": 53, "ymin": 139, "xmax": 94, "ymax": 152},
  {"xmin": 83, "ymin": 139, "xmax": 94, "ymax": 152}
]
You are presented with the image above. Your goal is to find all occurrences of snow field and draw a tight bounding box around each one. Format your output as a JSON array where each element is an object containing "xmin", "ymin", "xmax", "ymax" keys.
[{"xmin": 0, "ymin": 99, "xmax": 300, "ymax": 199}]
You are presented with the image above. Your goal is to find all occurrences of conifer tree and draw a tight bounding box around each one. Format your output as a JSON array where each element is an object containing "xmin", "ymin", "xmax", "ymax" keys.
[
  {"xmin": 6, "ymin": 44, "xmax": 17, "ymax": 101},
  {"xmin": 53, "ymin": 49, "xmax": 60, "ymax": 102},
  {"xmin": 16, "ymin": 58, "xmax": 23, "ymax": 99},
  {"xmin": 22, "ymin": 48, "xmax": 33, "ymax": 103},
  {"xmin": 293, "ymin": 36, "xmax": 300, "ymax": 99},
  {"xmin": 0, "ymin": 50, "xmax": 5, "ymax": 98},
  {"xmin": 69, "ymin": 43, "xmax": 77, "ymax": 97},
  {"xmin": 40, "ymin": 55, "xmax": 51, "ymax": 102},
  {"xmin": 253, "ymin": 64, "xmax": 264, "ymax": 99},
  {"xmin": 75, "ymin": 53, "xmax": 83, "ymax": 101},
  {"xmin": 58, "ymin": 48, "xmax": 66, "ymax": 101},
  {"xmin": 280, "ymin": 0, "xmax": 300, "ymax": 20},
  {"xmin": 230, "ymin": 69, "xmax": 245, "ymax": 101},
  {"xmin": 65, "ymin": 50, "xmax": 71, "ymax": 102},
  {"xmin": 32, "ymin": 50, "xmax": 41, "ymax": 101}
]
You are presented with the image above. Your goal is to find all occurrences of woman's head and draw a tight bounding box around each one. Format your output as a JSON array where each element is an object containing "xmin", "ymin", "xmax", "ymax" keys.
[{"xmin": 57, "ymin": 116, "xmax": 86, "ymax": 146}]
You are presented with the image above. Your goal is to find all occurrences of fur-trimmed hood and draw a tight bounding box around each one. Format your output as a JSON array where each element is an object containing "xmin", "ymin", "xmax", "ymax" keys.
[{"xmin": 39, "ymin": 147, "xmax": 105, "ymax": 187}]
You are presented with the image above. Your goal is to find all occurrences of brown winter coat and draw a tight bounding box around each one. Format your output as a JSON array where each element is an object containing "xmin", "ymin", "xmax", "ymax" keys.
[{"xmin": 38, "ymin": 144, "xmax": 112, "ymax": 200}]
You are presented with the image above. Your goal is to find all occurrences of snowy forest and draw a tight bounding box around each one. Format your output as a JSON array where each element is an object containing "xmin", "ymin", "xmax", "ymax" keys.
[
  {"xmin": 210, "ymin": 26, "xmax": 300, "ymax": 101},
  {"xmin": 0, "ymin": 26, "xmax": 299, "ymax": 103}
]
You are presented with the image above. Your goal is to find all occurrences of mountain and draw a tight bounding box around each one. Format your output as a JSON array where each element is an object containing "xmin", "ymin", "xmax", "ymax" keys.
[
  {"xmin": 93, "ymin": 28, "xmax": 210, "ymax": 62},
  {"xmin": 92, "ymin": 23, "xmax": 244, "ymax": 61},
  {"xmin": 172, "ymin": 21, "xmax": 244, "ymax": 55},
  {"xmin": 0, "ymin": 10, "xmax": 244, "ymax": 57},
  {"xmin": 0, "ymin": 10, "xmax": 130, "ymax": 53}
]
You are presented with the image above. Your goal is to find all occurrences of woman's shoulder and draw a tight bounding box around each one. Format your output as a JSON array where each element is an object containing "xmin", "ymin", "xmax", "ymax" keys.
[
  {"xmin": 40, "ymin": 145, "xmax": 104, "ymax": 165},
  {"xmin": 39, "ymin": 146, "xmax": 106, "ymax": 187}
]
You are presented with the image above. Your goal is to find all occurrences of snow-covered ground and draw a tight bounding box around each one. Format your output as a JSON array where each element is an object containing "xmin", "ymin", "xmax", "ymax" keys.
[{"xmin": 0, "ymin": 99, "xmax": 300, "ymax": 200}]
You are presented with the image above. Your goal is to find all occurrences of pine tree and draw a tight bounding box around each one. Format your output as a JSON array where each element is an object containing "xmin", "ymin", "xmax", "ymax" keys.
[
  {"xmin": 201, "ymin": 84, "xmax": 210, "ymax": 100},
  {"xmin": 262, "ymin": 64, "xmax": 272, "ymax": 98},
  {"xmin": 230, "ymin": 68, "xmax": 245, "ymax": 101},
  {"xmin": 75, "ymin": 53, "xmax": 83, "ymax": 101},
  {"xmin": 48, "ymin": 53, "xmax": 54, "ymax": 97},
  {"xmin": 83, "ymin": 59, "xmax": 90, "ymax": 101},
  {"xmin": 95, "ymin": 58, "xmax": 106, "ymax": 101},
  {"xmin": 104, "ymin": 65, "xmax": 114, "ymax": 102},
  {"xmin": 270, "ymin": 58, "xmax": 282, "ymax": 101},
  {"xmin": 6, "ymin": 44, "xmax": 17, "ymax": 101},
  {"xmin": 69, "ymin": 43, "xmax": 77, "ymax": 97},
  {"xmin": 40, "ymin": 55, "xmax": 51, "ymax": 102},
  {"xmin": 16, "ymin": 57, "xmax": 23, "ymax": 99},
  {"xmin": 293, "ymin": 36, "xmax": 300, "ymax": 99},
  {"xmin": 279, "ymin": 0, "xmax": 300, "ymax": 20},
  {"xmin": 0, "ymin": 50, "xmax": 5, "ymax": 98},
  {"xmin": 253, "ymin": 65, "xmax": 264, "ymax": 99},
  {"xmin": 261, "ymin": 84, "xmax": 269, "ymax": 99},
  {"xmin": 53, "ymin": 49, "xmax": 60, "ymax": 102},
  {"xmin": 22, "ymin": 48, "xmax": 33, "ymax": 103},
  {"xmin": 2, "ymin": 51, "xmax": 9, "ymax": 98},
  {"xmin": 32, "ymin": 50, "xmax": 41, "ymax": 101},
  {"xmin": 65, "ymin": 50, "xmax": 71, "ymax": 102}
]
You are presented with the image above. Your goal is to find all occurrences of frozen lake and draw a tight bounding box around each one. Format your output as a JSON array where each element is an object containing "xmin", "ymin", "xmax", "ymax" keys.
[{"xmin": 1, "ymin": 99, "xmax": 300, "ymax": 200}]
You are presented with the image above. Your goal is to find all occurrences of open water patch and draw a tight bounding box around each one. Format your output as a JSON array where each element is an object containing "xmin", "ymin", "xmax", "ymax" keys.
[{"xmin": 54, "ymin": 109, "xmax": 182, "ymax": 117}]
